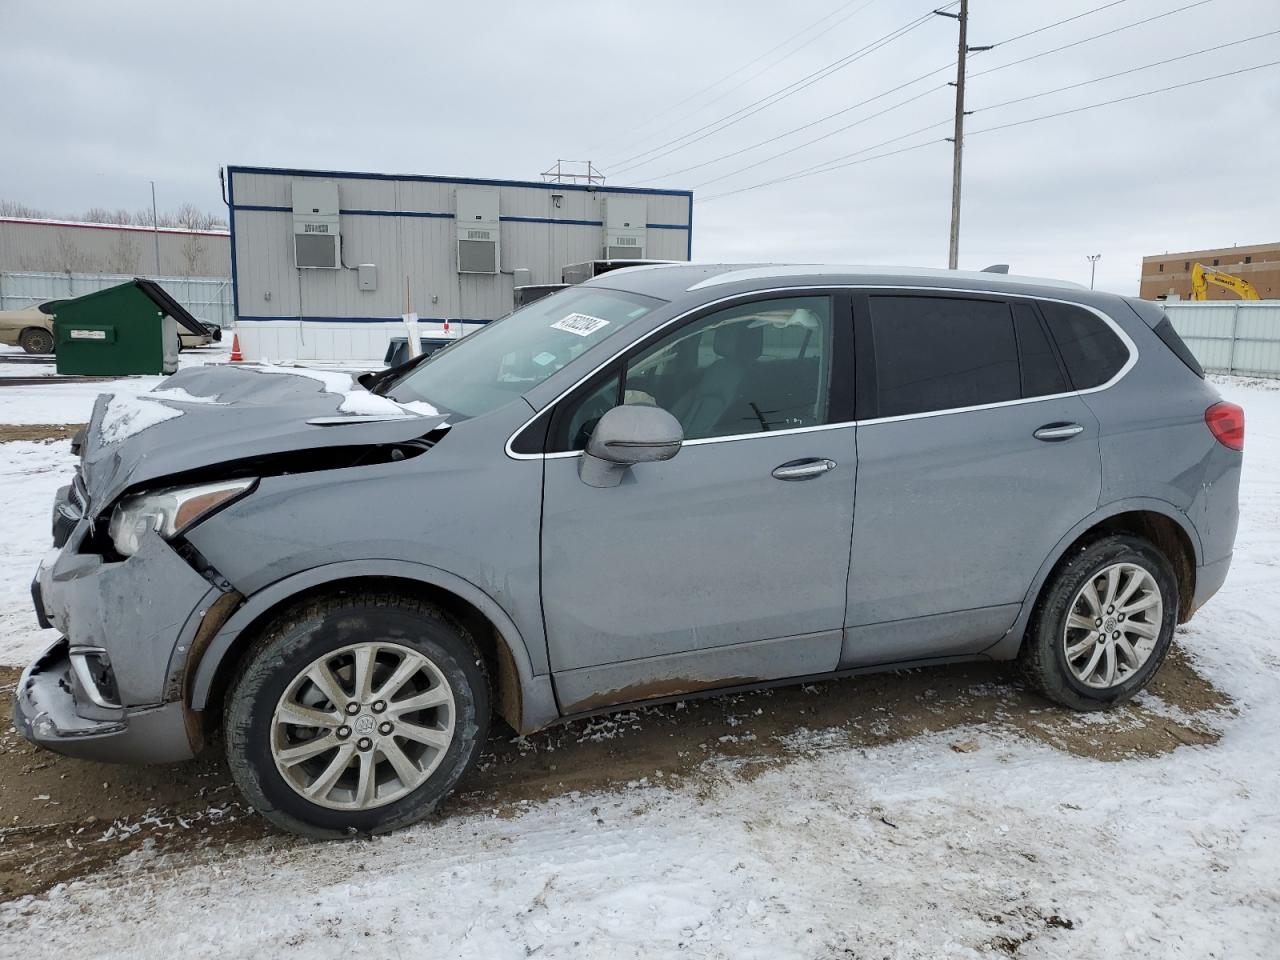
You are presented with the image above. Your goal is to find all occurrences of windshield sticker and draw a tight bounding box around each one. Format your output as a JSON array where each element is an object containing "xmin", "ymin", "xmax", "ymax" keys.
[
  {"xmin": 532, "ymin": 351, "xmax": 557, "ymax": 366},
  {"xmin": 551, "ymin": 313, "xmax": 610, "ymax": 337}
]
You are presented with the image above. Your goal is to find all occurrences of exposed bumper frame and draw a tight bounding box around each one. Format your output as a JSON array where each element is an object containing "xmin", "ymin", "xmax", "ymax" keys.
[{"xmin": 12, "ymin": 637, "xmax": 196, "ymax": 764}]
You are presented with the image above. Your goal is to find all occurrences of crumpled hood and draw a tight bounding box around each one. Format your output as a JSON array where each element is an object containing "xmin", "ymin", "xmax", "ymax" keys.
[{"xmin": 80, "ymin": 364, "xmax": 447, "ymax": 514}]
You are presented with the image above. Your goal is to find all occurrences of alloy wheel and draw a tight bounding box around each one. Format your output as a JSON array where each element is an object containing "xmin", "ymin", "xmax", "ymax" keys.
[
  {"xmin": 270, "ymin": 641, "xmax": 456, "ymax": 810},
  {"xmin": 1062, "ymin": 561, "xmax": 1164, "ymax": 689}
]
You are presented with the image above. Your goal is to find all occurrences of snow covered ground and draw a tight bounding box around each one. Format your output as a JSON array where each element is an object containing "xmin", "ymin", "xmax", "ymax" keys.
[{"xmin": 0, "ymin": 378, "xmax": 1277, "ymax": 958}]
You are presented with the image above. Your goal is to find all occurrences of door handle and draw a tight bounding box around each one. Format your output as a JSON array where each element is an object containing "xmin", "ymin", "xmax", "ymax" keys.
[
  {"xmin": 1033, "ymin": 422, "xmax": 1085, "ymax": 441},
  {"xmin": 772, "ymin": 458, "xmax": 837, "ymax": 481}
]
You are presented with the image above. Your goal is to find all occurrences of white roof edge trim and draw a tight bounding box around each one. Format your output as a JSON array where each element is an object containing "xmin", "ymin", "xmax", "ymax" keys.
[{"xmin": 686, "ymin": 265, "xmax": 1086, "ymax": 292}]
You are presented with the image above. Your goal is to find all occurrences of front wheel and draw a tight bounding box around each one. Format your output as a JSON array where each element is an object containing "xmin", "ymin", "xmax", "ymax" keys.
[
  {"xmin": 1019, "ymin": 534, "xmax": 1177, "ymax": 710},
  {"xmin": 224, "ymin": 593, "xmax": 490, "ymax": 838},
  {"xmin": 19, "ymin": 327, "xmax": 54, "ymax": 354}
]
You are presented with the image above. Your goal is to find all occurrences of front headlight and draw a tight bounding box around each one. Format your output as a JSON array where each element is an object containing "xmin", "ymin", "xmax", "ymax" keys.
[{"xmin": 108, "ymin": 478, "xmax": 255, "ymax": 557}]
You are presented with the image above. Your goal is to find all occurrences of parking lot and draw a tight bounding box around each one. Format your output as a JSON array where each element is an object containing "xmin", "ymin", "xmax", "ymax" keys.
[{"xmin": 0, "ymin": 365, "xmax": 1276, "ymax": 957}]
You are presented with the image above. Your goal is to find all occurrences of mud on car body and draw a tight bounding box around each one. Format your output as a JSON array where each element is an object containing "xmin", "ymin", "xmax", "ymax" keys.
[{"xmin": 13, "ymin": 264, "xmax": 1242, "ymax": 838}]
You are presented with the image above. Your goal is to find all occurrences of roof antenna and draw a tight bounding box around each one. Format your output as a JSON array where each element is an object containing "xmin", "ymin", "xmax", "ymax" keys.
[{"xmin": 980, "ymin": 263, "xmax": 1009, "ymax": 274}]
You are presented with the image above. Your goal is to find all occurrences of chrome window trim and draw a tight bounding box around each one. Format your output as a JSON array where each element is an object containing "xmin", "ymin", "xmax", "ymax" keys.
[{"xmin": 504, "ymin": 285, "xmax": 1137, "ymax": 460}]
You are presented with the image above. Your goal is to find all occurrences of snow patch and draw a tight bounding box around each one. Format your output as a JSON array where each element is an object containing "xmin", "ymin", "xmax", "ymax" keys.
[
  {"xmin": 97, "ymin": 393, "xmax": 184, "ymax": 444},
  {"xmin": 249, "ymin": 364, "xmax": 440, "ymax": 417},
  {"xmin": 148, "ymin": 386, "xmax": 227, "ymax": 405}
]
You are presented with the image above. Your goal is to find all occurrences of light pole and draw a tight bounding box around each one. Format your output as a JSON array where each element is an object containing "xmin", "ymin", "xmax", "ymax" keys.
[
  {"xmin": 1087, "ymin": 253, "xmax": 1101, "ymax": 290},
  {"xmin": 150, "ymin": 181, "xmax": 161, "ymax": 275}
]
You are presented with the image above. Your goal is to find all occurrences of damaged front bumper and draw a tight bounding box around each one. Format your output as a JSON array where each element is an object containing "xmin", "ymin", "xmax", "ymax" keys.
[
  {"xmin": 12, "ymin": 637, "xmax": 196, "ymax": 763},
  {"xmin": 14, "ymin": 488, "xmax": 226, "ymax": 763}
]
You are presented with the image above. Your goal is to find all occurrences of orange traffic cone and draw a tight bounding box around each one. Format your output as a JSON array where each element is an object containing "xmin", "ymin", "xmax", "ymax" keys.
[{"xmin": 229, "ymin": 331, "xmax": 243, "ymax": 362}]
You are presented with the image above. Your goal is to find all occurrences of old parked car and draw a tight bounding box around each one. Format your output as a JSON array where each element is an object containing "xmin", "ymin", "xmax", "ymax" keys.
[
  {"xmin": 14, "ymin": 264, "xmax": 1241, "ymax": 837},
  {"xmin": 0, "ymin": 297, "xmax": 221, "ymax": 354},
  {"xmin": 0, "ymin": 299, "xmax": 63, "ymax": 353}
]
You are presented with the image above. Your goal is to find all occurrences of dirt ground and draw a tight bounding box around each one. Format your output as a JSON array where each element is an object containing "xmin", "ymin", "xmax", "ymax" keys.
[
  {"xmin": 0, "ymin": 424, "xmax": 85, "ymax": 444},
  {"xmin": 0, "ymin": 640, "xmax": 1230, "ymax": 903}
]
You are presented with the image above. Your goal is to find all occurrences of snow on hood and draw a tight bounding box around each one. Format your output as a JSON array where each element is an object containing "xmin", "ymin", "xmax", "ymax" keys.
[
  {"xmin": 248, "ymin": 365, "xmax": 440, "ymax": 418},
  {"xmin": 97, "ymin": 393, "xmax": 185, "ymax": 444},
  {"xmin": 78, "ymin": 364, "xmax": 450, "ymax": 512}
]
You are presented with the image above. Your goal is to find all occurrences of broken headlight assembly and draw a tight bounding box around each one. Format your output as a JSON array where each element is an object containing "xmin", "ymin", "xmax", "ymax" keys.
[{"xmin": 107, "ymin": 479, "xmax": 256, "ymax": 557}]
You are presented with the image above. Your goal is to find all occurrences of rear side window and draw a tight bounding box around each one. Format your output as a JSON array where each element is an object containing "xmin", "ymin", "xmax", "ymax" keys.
[
  {"xmin": 869, "ymin": 296, "xmax": 1020, "ymax": 417},
  {"xmin": 1012, "ymin": 303, "xmax": 1068, "ymax": 398},
  {"xmin": 1040, "ymin": 302, "xmax": 1129, "ymax": 390},
  {"xmin": 1153, "ymin": 317, "xmax": 1205, "ymax": 378}
]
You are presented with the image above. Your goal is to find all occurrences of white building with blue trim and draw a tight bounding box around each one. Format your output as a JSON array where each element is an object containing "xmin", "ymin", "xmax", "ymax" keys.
[{"xmin": 227, "ymin": 165, "xmax": 693, "ymax": 362}]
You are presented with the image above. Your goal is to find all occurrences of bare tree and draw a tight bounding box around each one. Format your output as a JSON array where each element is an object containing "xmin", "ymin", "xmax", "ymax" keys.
[
  {"xmin": 106, "ymin": 234, "xmax": 141, "ymax": 273},
  {"xmin": 2, "ymin": 198, "xmax": 226, "ymax": 230},
  {"xmin": 0, "ymin": 199, "xmax": 48, "ymax": 219},
  {"xmin": 179, "ymin": 234, "xmax": 207, "ymax": 275},
  {"xmin": 54, "ymin": 234, "xmax": 98, "ymax": 272}
]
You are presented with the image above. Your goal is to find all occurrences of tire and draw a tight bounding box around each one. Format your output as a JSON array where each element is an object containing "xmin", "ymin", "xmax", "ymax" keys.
[
  {"xmin": 1019, "ymin": 534, "xmax": 1178, "ymax": 711},
  {"xmin": 224, "ymin": 592, "xmax": 490, "ymax": 838},
  {"xmin": 19, "ymin": 327, "xmax": 54, "ymax": 355}
]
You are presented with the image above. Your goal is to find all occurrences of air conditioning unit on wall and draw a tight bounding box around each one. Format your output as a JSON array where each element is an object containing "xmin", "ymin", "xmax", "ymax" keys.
[
  {"xmin": 604, "ymin": 196, "xmax": 646, "ymax": 260},
  {"xmin": 456, "ymin": 188, "xmax": 500, "ymax": 274},
  {"xmin": 292, "ymin": 181, "xmax": 341, "ymax": 269}
]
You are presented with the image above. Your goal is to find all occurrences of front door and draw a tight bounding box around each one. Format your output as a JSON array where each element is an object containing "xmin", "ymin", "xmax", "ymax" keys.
[
  {"xmin": 539, "ymin": 294, "xmax": 857, "ymax": 712},
  {"xmin": 843, "ymin": 292, "xmax": 1103, "ymax": 666}
]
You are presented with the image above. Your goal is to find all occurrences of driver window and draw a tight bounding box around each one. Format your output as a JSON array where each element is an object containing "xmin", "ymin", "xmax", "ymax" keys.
[{"xmin": 550, "ymin": 296, "xmax": 833, "ymax": 450}]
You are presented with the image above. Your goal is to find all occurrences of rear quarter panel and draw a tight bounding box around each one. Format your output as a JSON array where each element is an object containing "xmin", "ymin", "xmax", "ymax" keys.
[{"xmin": 1080, "ymin": 300, "xmax": 1239, "ymax": 565}]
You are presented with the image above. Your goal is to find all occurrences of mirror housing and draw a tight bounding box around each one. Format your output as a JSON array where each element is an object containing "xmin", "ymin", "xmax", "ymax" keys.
[{"xmin": 579, "ymin": 404, "xmax": 683, "ymax": 487}]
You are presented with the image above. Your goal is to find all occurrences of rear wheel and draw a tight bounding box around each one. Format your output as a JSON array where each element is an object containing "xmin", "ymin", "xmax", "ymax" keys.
[
  {"xmin": 1019, "ymin": 534, "xmax": 1177, "ymax": 710},
  {"xmin": 224, "ymin": 592, "xmax": 489, "ymax": 838},
  {"xmin": 19, "ymin": 327, "xmax": 54, "ymax": 354}
]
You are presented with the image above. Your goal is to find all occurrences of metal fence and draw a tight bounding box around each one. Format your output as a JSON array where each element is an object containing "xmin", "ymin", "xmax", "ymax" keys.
[
  {"xmin": 1163, "ymin": 301, "xmax": 1280, "ymax": 378},
  {"xmin": 0, "ymin": 270, "xmax": 234, "ymax": 329}
]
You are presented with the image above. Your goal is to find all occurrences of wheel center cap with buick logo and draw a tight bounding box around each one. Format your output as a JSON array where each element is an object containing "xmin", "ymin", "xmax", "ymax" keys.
[
  {"xmin": 354, "ymin": 715, "xmax": 376, "ymax": 735},
  {"xmin": 1104, "ymin": 617, "xmax": 1117, "ymax": 633}
]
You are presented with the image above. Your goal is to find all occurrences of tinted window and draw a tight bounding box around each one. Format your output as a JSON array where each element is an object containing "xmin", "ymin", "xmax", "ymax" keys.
[
  {"xmin": 1153, "ymin": 317, "xmax": 1204, "ymax": 378},
  {"xmin": 1040, "ymin": 302, "xmax": 1129, "ymax": 390},
  {"xmin": 551, "ymin": 296, "xmax": 834, "ymax": 449},
  {"xmin": 869, "ymin": 296, "xmax": 1019, "ymax": 417},
  {"xmin": 1012, "ymin": 303, "xmax": 1068, "ymax": 398}
]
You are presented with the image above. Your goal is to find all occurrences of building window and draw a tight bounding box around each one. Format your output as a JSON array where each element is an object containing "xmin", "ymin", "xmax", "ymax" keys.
[
  {"xmin": 1158, "ymin": 264, "xmax": 1164, "ymax": 272},
  {"xmin": 1213, "ymin": 258, "xmax": 1220, "ymax": 266},
  {"xmin": 1184, "ymin": 261, "xmax": 1190, "ymax": 270},
  {"xmin": 1245, "ymin": 256, "xmax": 1252, "ymax": 264}
]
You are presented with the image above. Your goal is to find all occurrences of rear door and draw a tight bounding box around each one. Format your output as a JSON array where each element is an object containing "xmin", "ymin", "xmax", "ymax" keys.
[
  {"xmin": 539, "ymin": 293, "xmax": 858, "ymax": 711},
  {"xmin": 842, "ymin": 291, "xmax": 1102, "ymax": 667}
]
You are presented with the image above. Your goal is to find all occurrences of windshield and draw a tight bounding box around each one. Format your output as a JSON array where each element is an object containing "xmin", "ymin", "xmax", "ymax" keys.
[{"xmin": 386, "ymin": 286, "xmax": 663, "ymax": 417}]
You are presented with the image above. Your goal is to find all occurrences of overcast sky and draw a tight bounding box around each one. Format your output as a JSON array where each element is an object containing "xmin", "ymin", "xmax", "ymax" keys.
[{"xmin": 3, "ymin": 0, "xmax": 1277, "ymax": 292}]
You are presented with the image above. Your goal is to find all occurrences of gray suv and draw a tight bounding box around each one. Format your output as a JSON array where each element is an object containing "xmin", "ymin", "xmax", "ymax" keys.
[{"xmin": 14, "ymin": 264, "xmax": 1242, "ymax": 837}]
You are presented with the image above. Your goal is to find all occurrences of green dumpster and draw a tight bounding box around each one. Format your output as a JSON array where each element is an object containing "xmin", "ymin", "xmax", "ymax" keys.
[{"xmin": 53, "ymin": 279, "xmax": 205, "ymax": 376}]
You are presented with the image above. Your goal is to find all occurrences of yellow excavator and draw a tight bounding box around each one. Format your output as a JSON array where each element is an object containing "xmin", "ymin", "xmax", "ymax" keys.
[{"xmin": 1190, "ymin": 262, "xmax": 1261, "ymax": 301}]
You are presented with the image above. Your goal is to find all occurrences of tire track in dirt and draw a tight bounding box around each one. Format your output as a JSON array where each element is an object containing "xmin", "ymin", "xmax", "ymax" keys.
[{"xmin": 0, "ymin": 640, "xmax": 1229, "ymax": 901}]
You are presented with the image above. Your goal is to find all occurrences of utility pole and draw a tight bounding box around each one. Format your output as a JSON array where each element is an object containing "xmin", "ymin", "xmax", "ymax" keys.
[
  {"xmin": 1087, "ymin": 253, "xmax": 1102, "ymax": 290},
  {"xmin": 150, "ymin": 180, "xmax": 161, "ymax": 275},
  {"xmin": 936, "ymin": 1, "xmax": 990, "ymax": 270}
]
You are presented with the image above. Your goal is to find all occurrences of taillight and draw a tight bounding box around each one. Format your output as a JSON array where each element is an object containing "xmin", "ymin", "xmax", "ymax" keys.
[{"xmin": 1205, "ymin": 401, "xmax": 1244, "ymax": 451}]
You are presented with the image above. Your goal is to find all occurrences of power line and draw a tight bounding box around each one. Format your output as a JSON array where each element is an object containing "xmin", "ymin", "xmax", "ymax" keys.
[
  {"xmin": 987, "ymin": 0, "xmax": 1133, "ymax": 47},
  {"xmin": 592, "ymin": 0, "xmax": 882, "ymax": 163},
  {"xmin": 701, "ymin": 57, "xmax": 1280, "ymax": 201},
  {"xmin": 970, "ymin": 0, "xmax": 1214, "ymax": 81},
  {"xmin": 971, "ymin": 29, "xmax": 1280, "ymax": 115},
  {"xmin": 635, "ymin": 0, "xmax": 1175, "ymax": 188},
  {"xmin": 686, "ymin": 82, "xmax": 950, "ymax": 188},
  {"xmin": 967, "ymin": 58, "xmax": 1280, "ymax": 137},
  {"xmin": 604, "ymin": 3, "xmax": 957, "ymax": 176}
]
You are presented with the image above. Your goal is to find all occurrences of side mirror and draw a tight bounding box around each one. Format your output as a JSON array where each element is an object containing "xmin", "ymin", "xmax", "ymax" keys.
[{"xmin": 579, "ymin": 404, "xmax": 683, "ymax": 487}]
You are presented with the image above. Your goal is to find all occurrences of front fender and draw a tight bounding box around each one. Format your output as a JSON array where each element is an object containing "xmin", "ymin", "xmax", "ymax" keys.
[{"xmin": 185, "ymin": 559, "xmax": 559, "ymax": 733}]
